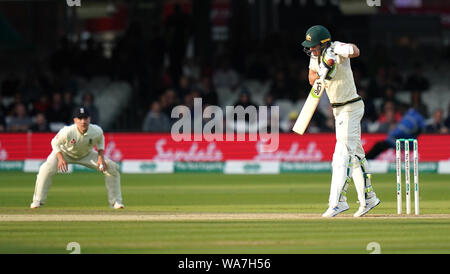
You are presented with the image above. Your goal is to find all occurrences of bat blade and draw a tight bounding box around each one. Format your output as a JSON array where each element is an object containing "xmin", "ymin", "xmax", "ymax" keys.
[{"xmin": 292, "ymin": 79, "xmax": 325, "ymax": 135}]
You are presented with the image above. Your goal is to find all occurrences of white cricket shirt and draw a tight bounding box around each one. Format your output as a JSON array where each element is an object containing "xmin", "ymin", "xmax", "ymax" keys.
[
  {"xmin": 308, "ymin": 41, "xmax": 358, "ymax": 105},
  {"xmin": 51, "ymin": 124, "xmax": 105, "ymax": 159}
]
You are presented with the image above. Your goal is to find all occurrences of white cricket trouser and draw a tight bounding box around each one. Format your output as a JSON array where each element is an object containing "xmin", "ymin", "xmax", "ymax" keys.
[
  {"xmin": 328, "ymin": 100, "xmax": 367, "ymax": 207},
  {"xmin": 334, "ymin": 100, "xmax": 365, "ymax": 160},
  {"xmin": 32, "ymin": 150, "xmax": 122, "ymax": 206}
]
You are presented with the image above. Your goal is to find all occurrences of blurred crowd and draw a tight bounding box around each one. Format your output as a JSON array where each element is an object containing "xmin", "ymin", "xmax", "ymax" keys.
[{"xmin": 1, "ymin": 8, "xmax": 450, "ymax": 135}]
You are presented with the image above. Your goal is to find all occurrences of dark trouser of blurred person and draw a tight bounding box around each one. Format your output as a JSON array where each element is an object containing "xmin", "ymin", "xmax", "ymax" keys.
[{"xmin": 366, "ymin": 140, "xmax": 392, "ymax": 159}]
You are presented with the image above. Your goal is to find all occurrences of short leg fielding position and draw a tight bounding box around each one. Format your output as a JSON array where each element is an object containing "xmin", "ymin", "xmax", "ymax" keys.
[
  {"xmin": 30, "ymin": 107, "xmax": 124, "ymax": 209},
  {"xmin": 298, "ymin": 25, "xmax": 380, "ymax": 217}
]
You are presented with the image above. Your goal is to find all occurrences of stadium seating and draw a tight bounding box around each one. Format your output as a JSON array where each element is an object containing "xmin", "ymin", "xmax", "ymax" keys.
[{"xmin": 73, "ymin": 76, "xmax": 132, "ymax": 130}]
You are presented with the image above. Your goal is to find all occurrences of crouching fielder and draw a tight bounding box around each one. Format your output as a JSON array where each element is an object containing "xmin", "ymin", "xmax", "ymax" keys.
[
  {"xmin": 301, "ymin": 25, "xmax": 380, "ymax": 217},
  {"xmin": 30, "ymin": 107, "xmax": 124, "ymax": 209}
]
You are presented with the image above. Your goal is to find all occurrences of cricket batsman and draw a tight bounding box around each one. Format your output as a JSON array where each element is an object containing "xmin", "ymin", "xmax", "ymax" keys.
[
  {"xmin": 301, "ymin": 25, "xmax": 380, "ymax": 217},
  {"xmin": 30, "ymin": 107, "xmax": 124, "ymax": 209}
]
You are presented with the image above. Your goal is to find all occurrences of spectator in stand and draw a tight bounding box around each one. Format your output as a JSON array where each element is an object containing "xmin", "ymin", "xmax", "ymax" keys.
[
  {"xmin": 0, "ymin": 115, "xmax": 5, "ymax": 132},
  {"xmin": 3, "ymin": 92, "xmax": 27, "ymax": 118},
  {"xmin": 366, "ymin": 107, "xmax": 425, "ymax": 160},
  {"xmin": 268, "ymin": 69, "xmax": 293, "ymax": 100},
  {"xmin": 305, "ymin": 112, "xmax": 323, "ymax": 133},
  {"xmin": 12, "ymin": 92, "xmax": 25, "ymax": 109},
  {"xmin": 0, "ymin": 95, "xmax": 6, "ymax": 132},
  {"xmin": 264, "ymin": 93, "xmax": 275, "ymax": 108},
  {"xmin": 6, "ymin": 103, "xmax": 32, "ymax": 132},
  {"xmin": 182, "ymin": 90, "xmax": 195, "ymax": 112},
  {"xmin": 33, "ymin": 94, "xmax": 51, "ymax": 115},
  {"xmin": 382, "ymin": 86, "xmax": 404, "ymax": 108},
  {"xmin": 159, "ymin": 67, "xmax": 174, "ymax": 91},
  {"xmin": 444, "ymin": 102, "xmax": 450, "ymax": 130},
  {"xmin": 46, "ymin": 92, "xmax": 69, "ymax": 124},
  {"xmin": 30, "ymin": 112, "xmax": 50, "ymax": 132},
  {"xmin": 196, "ymin": 76, "xmax": 218, "ymax": 106},
  {"xmin": 386, "ymin": 63, "xmax": 404, "ymax": 91},
  {"xmin": 376, "ymin": 106, "xmax": 397, "ymax": 133},
  {"xmin": 176, "ymin": 75, "xmax": 192, "ymax": 98},
  {"xmin": 234, "ymin": 88, "xmax": 256, "ymax": 109},
  {"xmin": 359, "ymin": 88, "xmax": 376, "ymax": 132},
  {"xmin": 160, "ymin": 88, "xmax": 179, "ymax": 118},
  {"xmin": 426, "ymin": 108, "xmax": 448, "ymax": 134},
  {"xmin": 367, "ymin": 66, "xmax": 388, "ymax": 99},
  {"xmin": 378, "ymin": 101, "xmax": 401, "ymax": 124},
  {"xmin": 262, "ymin": 93, "xmax": 278, "ymax": 132},
  {"xmin": 63, "ymin": 90, "xmax": 76, "ymax": 123},
  {"xmin": 213, "ymin": 59, "xmax": 240, "ymax": 91},
  {"xmin": 410, "ymin": 89, "xmax": 429, "ymax": 119},
  {"xmin": 229, "ymin": 88, "xmax": 257, "ymax": 133},
  {"xmin": 190, "ymin": 88, "xmax": 201, "ymax": 102},
  {"xmin": 405, "ymin": 63, "xmax": 430, "ymax": 93},
  {"xmin": 283, "ymin": 111, "xmax": 298, "ymax": 133},
  {"xmin": 22, "ymin": 69, "xmax": 44, "ymax": 104},
  {"xmin": 142, "ymin": 101, "xmax": 171, "ymax": 132},
  {"xmin": 80, "ymin": 92, "xmax": 99, "ymax": 124}
]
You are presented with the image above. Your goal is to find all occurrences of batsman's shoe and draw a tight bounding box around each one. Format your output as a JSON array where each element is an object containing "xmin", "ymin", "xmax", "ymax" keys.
[
  {"xmin": 322, "ymin": 201, "xmax": 349, "ymax": 218},
  {"xmin": 111, "ymin": 202, "xmax": 124, "ymax": 209},
  {"xmin": 30, "ymin": 201, "xmax": 42, "ymax": 208},
  {"xmin": 353, "ymin": 197, "xmax": 381, "ymax": 217}
]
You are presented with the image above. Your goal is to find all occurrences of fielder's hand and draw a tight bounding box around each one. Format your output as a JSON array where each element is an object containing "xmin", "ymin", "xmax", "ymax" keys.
[
  {"xmin": 57, "ymin": 158, "xmax": 68, "ymax": 173},
  {"xmin": 97, "ymin": 159, "xmax": 107, "ymax": 172}
]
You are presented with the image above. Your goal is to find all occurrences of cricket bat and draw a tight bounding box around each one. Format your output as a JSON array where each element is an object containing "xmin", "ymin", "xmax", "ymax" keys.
[
  {"xmin": 292, "ymin": 78, "xmax": 325, "ymax": 135},
  {"xmin": 292, "ymin": 57, "xmax": 334, "ymax": 135}
]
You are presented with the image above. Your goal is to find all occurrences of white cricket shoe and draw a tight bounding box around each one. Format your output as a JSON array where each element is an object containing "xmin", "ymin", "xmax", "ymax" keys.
[
  {"xmin": 353, "ymin": 197, "xmax": 381, "ymax": 217},
  {"xmin": 111, "ymin": 202, "xmax": 125, "ymax": 209},
  {"xmin": 322, "ymin": 201, "xmax": 349, "ymax": 218},
  {"xmin": 30, "ymin": 201, "xmax": 42, "ymax": 208}
]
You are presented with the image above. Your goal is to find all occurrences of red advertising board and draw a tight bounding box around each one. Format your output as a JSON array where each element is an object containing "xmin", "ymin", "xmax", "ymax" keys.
[{"xmin": 0, "ymin": 133, "xmax": 449, "ymax": 162}]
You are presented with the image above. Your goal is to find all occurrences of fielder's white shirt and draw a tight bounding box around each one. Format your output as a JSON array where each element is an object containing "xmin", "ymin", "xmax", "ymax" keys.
[
  {"xmin": 51, "ymin": 124, "xmax": 105, "ymax": 159},
  {"xmin": 309, "ymin": 41, "xmax": 358, "ymax": 105}
]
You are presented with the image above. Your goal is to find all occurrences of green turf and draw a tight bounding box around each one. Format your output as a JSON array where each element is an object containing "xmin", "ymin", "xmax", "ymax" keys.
[{"xmin": 1, "ymin": 172, "xmax": 450, "ymax": 254}]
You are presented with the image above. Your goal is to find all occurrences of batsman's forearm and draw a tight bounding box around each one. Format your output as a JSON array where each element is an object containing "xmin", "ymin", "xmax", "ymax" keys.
[
  {"xmin": 348, "ymin": 44, "xmax": 360, "ymax": 58},
  {"xmin": 334, "ymin": 43, "xmax": 359, "ymax": 58},
  {"xmin": 308, "ymin": 70, "xmax": 320, "ymax": 86}
]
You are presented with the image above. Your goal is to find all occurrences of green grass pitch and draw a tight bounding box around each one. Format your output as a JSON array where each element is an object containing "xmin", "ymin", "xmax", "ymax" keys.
[{"xmin": 1, "ymin": 171, "xmax": 450, "ymax": 254}]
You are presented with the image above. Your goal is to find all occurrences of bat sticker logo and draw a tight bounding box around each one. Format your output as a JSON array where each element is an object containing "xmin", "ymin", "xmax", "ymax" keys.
[{"xmin": 312, "ymin": 83, "xmax": 322, "ymax": 98}]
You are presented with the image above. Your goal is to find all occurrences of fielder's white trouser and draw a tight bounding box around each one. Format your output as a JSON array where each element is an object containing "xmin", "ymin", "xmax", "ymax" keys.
[
  {"xmin": 328, "ymin": 100, "xmax": 374, "ymax": 208},
  {"xmin": 32, "ymin": 150, "xmax": 122, "ymax": 206}
]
